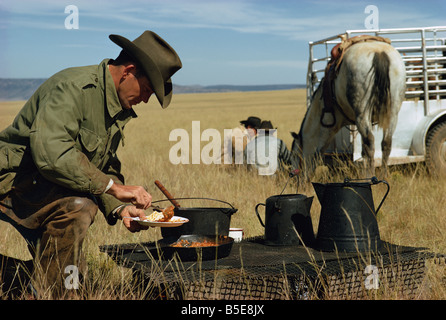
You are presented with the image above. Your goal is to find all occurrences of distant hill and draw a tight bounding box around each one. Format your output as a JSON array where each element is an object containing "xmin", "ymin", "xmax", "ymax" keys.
[
  {"xmin": 173, "ymin": 84, "xmax": 305, "ymax": 94},
  {"xmin": 0, "ymin": 78, "xmax": 305, "ymax": 101},
  {"xmin": 0, "ymin": 79, "xmax": 47, "ymax": 101}
]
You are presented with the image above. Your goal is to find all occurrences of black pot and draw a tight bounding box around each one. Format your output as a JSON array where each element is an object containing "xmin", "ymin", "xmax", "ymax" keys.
[{"xmin": 159, "ymin": 198, "xmax": 237, "ymax": 241}]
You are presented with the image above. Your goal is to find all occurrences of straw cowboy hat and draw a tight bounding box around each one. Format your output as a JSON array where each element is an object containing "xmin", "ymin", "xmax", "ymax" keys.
[{"xmin": 109, "ymin": 30, "xmax": 182, "ymax": 108}]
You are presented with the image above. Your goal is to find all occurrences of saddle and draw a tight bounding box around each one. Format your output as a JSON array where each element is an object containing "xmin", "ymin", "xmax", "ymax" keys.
[{"xmin": 321, "ymin": 35, "xmax": 391, "ymax": 127}]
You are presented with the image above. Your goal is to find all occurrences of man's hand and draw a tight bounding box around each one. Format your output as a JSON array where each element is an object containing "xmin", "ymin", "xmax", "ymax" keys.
[
  {"xmin": 118, "ymin": 205, "xmax": 149, "ymax": 232},
  {"xmin": 106, "ymin": 183, "xmax": 152, "ymax": 209}
]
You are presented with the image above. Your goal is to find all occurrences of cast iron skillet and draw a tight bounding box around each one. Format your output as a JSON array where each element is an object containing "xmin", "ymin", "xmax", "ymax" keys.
[{"xmin": 151, "ymin": 235, "xmax": 234, "ymax": 261}]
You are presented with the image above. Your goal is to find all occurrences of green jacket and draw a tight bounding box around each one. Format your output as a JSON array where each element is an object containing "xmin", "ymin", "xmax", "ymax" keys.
[{"xmin": 0, "ymin": 59, "xmax": 136, "ymax": 223}]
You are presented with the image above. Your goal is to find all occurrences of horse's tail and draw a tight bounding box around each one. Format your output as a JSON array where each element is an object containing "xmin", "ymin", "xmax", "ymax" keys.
[{"xmin": 369, "ymin": 51, "xmax": 391, "ymax": 129}]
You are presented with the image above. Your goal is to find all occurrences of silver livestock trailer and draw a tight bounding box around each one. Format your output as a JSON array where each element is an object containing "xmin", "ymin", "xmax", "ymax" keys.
[{"xmin": 307, "ymin": 26, "xmax": 446, "ymax": 175}]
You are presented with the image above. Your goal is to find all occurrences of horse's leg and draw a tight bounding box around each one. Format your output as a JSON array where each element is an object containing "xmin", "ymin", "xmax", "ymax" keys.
[
  {"xmin": 381, "ymin": 110, "xmax": 399, "ymax": 177},
  {"xmin": 381, "ymin": 128, "xmax": 392, "ymax": 177},
  {"xmin": 356, "ymin": 115, "xmax": 376, "ymax": 177}
]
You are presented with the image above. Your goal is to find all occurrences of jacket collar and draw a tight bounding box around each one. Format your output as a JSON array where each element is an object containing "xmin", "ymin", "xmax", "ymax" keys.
[{"xmin": 100, "ymin": 59, "xmax": 137, "ymax": 120}]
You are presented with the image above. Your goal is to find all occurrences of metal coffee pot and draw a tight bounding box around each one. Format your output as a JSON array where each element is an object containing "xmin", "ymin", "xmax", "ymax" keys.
[
  {"xmin": 312, "ymin": 177, "xmax": 390, "ymax": 252},
  {"xmin": 255, "ymin": 194, "xmax": 315, "ymax": 246}
]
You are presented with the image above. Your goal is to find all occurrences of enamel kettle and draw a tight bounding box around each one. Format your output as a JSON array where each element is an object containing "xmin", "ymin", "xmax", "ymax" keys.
[
  {"xmin": 312, "ymin": 177, "xmax": 389, "ymax": 252},
  {"xmin": 255, "ymin": 194, "xmax": 314, "ymax": 246}
]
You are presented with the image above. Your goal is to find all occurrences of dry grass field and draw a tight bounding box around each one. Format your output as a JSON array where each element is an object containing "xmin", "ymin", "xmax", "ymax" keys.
[{"xmin": 0, "ymin": 89, "xmax": 445, "ymax": 300}]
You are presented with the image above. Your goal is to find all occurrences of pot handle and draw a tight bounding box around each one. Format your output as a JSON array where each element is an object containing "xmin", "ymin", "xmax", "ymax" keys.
[
  {"xmin": 371, "ymin": 177, "xmax": 390, "ymax": 214},
  {"xmin": 255, "ymin": 203, "xmax": 266, "ymax": 227},
  {"xmin": 151, "ymin": 197, "xmax": 238, "ymax": 214},
  {"xmin": 154, "ymin": 180, "xmax": 181, "ymax": 208}
]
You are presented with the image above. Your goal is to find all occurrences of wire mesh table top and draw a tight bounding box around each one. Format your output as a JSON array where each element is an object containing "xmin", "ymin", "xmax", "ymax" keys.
[{"xmin": 99, "ymin": 237, "xmax": 438, "ymax": 282}]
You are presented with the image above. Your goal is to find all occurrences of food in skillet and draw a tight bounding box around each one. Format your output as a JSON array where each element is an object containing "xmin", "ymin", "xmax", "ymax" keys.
[{"xmin": 171, "ymin": 236, "xmax": 230, "ymax": 247}]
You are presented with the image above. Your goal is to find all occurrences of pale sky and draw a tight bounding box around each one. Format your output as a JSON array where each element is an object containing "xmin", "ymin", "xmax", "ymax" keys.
[{"xmin": 0, "ymin": 0, "xmax": 445, "ymax": 85}]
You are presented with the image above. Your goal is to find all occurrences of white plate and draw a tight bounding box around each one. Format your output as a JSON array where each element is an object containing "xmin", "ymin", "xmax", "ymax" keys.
[{"xmin": 131, "ymin": 216, "xmax": 189, "ymax": 227}]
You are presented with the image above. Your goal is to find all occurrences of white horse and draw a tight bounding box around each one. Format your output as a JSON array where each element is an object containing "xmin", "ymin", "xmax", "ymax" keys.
[{"xmin": 291, "ymin": 39, "xmax": 406, "ymax": 177}]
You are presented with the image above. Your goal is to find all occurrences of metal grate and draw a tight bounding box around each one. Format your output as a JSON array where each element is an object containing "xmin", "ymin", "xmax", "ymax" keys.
[{"xmin": 100, "ymin": 237, "xmax": 440, "ymax": 300}]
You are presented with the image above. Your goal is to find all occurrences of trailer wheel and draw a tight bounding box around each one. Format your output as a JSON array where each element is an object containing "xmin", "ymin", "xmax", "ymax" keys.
[{"xmin": 425, "ymin": 122, "xmax": 446, "ymax": 177}]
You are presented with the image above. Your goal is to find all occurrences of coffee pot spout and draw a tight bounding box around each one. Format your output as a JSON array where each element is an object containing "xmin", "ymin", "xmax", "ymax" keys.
[
  {"xmin": 304, "ymin": 196, "xmax": 314, "ymax": 212},
  {"xmin": 311, "ymin": 183, "xmax": 326, "ymax": 203}
]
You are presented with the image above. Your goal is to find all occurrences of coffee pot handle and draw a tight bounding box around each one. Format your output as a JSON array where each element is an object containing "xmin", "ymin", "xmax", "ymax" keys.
[
  {"xmin": 255, "ymin": 203, "xmax": 266, "ymax": 227},
  {"xmin": 372, "ymin": 177, "xmax": 390, "ymax": 214}
]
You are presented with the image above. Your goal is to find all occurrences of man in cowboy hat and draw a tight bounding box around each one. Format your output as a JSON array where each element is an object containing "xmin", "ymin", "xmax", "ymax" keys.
[
  {"xmin": 0, "ymin": 30, "xmax": 181, "ymax": 297},
  {"xmin": 239, "ymin": 116, "xmax": 261, "ymax": 132},
  {"xmin": 220, "ymin": 116, "xmax": 261, "ymax": 164},
  {"xmin": 244, "ymin": 120, "xmax": 298, "ymax": 175}
]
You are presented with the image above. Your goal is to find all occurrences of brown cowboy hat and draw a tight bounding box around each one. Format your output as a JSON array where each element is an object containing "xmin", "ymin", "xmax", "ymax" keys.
[
  {"xmin": 240, "ymin": 116, "xmax": 261, "ymax": 129},
  {"xmin": 109, "ymin": 30, "xmax": 182, "ymax": 108},
  {"xmin": 259, "ymin": 120, "xmax": 276, "ymax": 130}
]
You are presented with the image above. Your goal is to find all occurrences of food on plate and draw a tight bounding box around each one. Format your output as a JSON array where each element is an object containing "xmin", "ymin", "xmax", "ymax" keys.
[
  {"xmin": 161, "ymin": 205, "xmax": 174, "ymax": 221},
  {"xmin": 145, "ymin": 205, "xmax": 175, "ymax": 222}
]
